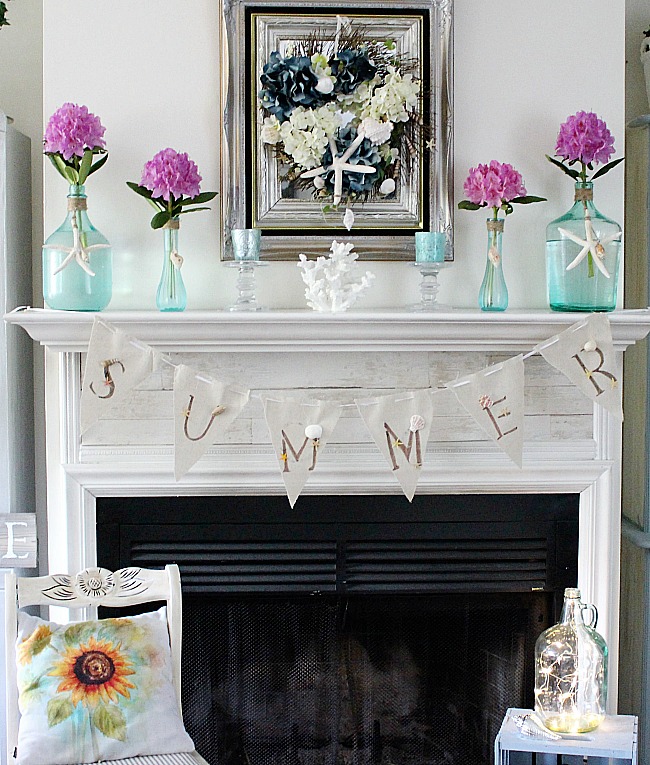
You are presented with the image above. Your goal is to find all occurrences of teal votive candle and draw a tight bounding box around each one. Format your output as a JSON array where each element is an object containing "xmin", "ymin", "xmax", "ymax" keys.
[
  {"xmin": 232, "ymin": 228, "xmax": 261, "ymax": 261},
  {"xmin": 415, "ymin": 231, "xmax": 446, "ymax": 263}
]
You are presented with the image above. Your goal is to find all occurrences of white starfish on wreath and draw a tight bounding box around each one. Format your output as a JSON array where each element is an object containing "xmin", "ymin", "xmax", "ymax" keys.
[
  {"xmin": 43, "ymin": 210, "xmax": 110, "ymax": 276},
  {"xmin": 300, "ymin": 132, "xmax": 376, "ymax": 207},
  {"xmin": 558, "ymin": 212, "xmax": 621, "ymax": 278}
]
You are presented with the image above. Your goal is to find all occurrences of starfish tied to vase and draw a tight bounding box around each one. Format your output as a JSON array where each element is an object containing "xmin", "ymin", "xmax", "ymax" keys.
[
  {"xmin": 43, "ymin": 211, "xmax": 110, "ymax": 276},
  {"xmin": 301, "ymin": 131, "xmax": 376, "ymax": 207},
  {"xmin": 558, "ymin": 211, "xmax": 621, "ymax": 278}
]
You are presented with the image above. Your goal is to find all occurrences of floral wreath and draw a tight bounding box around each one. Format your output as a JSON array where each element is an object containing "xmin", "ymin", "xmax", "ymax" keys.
[{"xmin": 259, "ymin": 17, "xmax": 422, "ymax": 214}]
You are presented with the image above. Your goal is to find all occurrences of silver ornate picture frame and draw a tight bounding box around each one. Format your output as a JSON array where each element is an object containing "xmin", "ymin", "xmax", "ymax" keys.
[{"xmin": 221, "ymin": 0, "xmax": 453, "ymax": 260}]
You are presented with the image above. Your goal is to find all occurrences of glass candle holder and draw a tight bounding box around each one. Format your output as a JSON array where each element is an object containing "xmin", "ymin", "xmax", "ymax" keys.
[
  {"xmin": 415, "ymin": 231, "xmax": 446, "ymax": 263},
  {"xmin": 232, "ymin": 228, "xmax": 261, "ymax": 261}
]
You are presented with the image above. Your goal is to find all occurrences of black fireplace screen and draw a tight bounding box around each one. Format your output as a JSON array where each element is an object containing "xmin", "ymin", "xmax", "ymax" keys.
[
  {"xmin": 181, "ymin": 592, "xmax": 548, "ymax": 765},
  {"xmin": 97, "ymin": 493, "xmax": 578, "ymax": 765}
]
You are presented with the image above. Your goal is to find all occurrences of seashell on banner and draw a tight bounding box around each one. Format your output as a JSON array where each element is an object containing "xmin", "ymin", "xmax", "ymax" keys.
[
  {"xmin": 305, "ymin": 424, "xmax": 323, "ymax": 440},
  {"xmin": 409, "ymin": 414, "xmax": 425, "ymax": 432}
]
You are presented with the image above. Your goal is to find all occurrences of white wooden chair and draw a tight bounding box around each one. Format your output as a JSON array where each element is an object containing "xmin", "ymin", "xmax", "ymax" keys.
[{"xmin": 5, "ymin": 564, "xmax": 209, "ymax": 765}]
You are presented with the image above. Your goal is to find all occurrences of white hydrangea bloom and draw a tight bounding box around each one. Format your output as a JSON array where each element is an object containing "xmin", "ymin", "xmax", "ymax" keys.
[
  {"xmin": 336, "ymin": 79, "xmax": 376, "ymax": 109},
  {"xmin": 278, "ymin": 105, "xmax": 342, "ymax": 170},
  {"xmin": 261, "ymin": 115, "xmax": 281, "ymax": 145},
  {"xmin": 361, "ymin": 68, "xmax": 420, "ymax": 123}
]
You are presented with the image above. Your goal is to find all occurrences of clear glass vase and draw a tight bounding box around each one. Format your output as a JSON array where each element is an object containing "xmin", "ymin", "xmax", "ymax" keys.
[
  {"xmin": 157, "ymin": 218, "xmax": 187, "ymax": 312},
  {"xmin": 478, "ymin": 218, "xmax": 508, "ymax": 311},
  {"xmin": 42, "ymin": 185, "xmax": 112, "ymax": 311},
  {"xmin": 546, "ymin": 182, "xmax": 621, "ymax": 312},
  {"xmin": 534, "ymin": 588, "xmax": 608, "ymax": 733}
]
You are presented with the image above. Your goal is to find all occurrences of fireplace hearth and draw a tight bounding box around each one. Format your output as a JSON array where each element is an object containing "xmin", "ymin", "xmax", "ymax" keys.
[{"xmin": 97, "ymin": 493, "xmax": 578, "ymax": 765}]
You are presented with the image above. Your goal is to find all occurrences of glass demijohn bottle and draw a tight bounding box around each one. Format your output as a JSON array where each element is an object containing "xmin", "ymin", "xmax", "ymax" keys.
[
  {"xmin": 534, "ymin": 587, "xmax": 608, "ymax": 733},
  {"xmin": 545, "ymin": 182, "xmax": 621, "ymax": 312},
  {"xmin": 42, "ymin": 185, "xmax": 112, "ymax": 311}
]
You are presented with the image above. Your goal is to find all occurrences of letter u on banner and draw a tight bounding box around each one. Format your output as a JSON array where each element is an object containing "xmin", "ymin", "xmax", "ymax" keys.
[
  {"xmin": 263, "ymin": 397, "xmax": 343, "ymax": 508},
  {"xmin": 80, "ymin": 318, "xmax": 155, "ymax": 433},
  {"xmin": 449, "ymin": 355, "xmax": 525, "ymax": 467},
  {"xmin": 535, "ymin": 313, "xmax": 622, "ymax": 420},
  {"xmin": 174, "ymin": 364, "xmax": 250, "ymax": 480}
]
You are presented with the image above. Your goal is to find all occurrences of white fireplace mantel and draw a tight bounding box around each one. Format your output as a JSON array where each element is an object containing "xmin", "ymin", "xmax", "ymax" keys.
[
  {"xmin": 7, "ymin": 306, "xmax": 650, "ymax": 712},
  {"xmin": 7, "ymin": 307, "xmax": 650, "ymax": 352}
]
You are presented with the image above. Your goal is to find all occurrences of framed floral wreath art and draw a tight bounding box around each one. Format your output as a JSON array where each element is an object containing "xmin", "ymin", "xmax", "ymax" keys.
[{"xmin": 221, "ymin": 0, "xmax": 453, "ymax": 260}]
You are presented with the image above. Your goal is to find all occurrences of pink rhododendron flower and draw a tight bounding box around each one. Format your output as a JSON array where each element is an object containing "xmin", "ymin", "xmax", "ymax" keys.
[
  {"xmin": 463, "ymin": 160, "xmax": 527, "ymax": 208},
  {"xmin": 555, "ymin": 111, "xmax": 615, "ymax": 166},
  {"xmin": 140, "ymin": 148, "xmax": 202, "ymax": 202},
  {"xmin": 43, "ymin": 103, "xmax": 106, "ymax": 161}
]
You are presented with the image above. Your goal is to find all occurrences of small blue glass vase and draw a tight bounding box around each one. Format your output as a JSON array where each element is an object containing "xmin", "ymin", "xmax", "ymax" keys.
[
  {"xmin": 157, "ymin": 218, "xmax": 187, "ymax": 312},
  {"xmin": 478, "ymin": 218, "xmax": 508, "ymax": 312},
  {"xmin": 42, "ymin": 185, "xmax": 112, "ymax": 311}
]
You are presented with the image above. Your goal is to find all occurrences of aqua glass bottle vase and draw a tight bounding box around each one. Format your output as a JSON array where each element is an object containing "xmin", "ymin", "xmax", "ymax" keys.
[
  {"xmin": 478, "ymin": 218, "xmax": 508, "ymax": 311},
  {"xmin": 546, "ymin": 182, "xmax": 621, "ymax": 312},
  {"xmin": 534, "ymin": 588, "xmax": 607, "ymax": 733},
  {"xmin": 157, "ymin": 218, "xmax": 187, "ymax": 312},
  {"xmin": 42, "ymin": 185, "xmax": 112, "ymax": 311}
]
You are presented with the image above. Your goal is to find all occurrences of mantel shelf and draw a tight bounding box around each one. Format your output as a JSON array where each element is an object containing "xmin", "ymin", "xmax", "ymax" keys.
[{"xmin": 5, "ymin": 307, "xmax": 650, "ymax": 353}]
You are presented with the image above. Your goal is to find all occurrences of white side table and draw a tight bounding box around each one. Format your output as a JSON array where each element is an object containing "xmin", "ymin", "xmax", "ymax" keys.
[{"xmin": 494, "ymin": 708, "xmax": 638, "ymax": 765}]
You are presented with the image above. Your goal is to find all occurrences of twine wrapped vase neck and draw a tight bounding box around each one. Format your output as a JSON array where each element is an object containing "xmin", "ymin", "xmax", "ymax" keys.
[
  {"xmin": 574, "ymin": 186, "xmax": 594, "ymax": 203},
  {"xmin": 163, "ymin": 218, "xmax": 180, "ymax": 231},
  {"xmin": 67, "ymin": 197, "xmax": 88, "ymax": 212},
  {"xmin": 486, "ymin": 219, "xmax": 504, "ymax": 233}
]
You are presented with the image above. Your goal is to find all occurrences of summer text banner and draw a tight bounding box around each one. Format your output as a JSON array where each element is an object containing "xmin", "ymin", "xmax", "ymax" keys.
[{"xmin": 81, "ymin": 314, "xmax": 621, "ymax": 505}]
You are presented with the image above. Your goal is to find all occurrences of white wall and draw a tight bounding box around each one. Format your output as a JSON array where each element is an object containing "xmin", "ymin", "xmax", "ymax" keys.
[{"xmin": 41, "ymin": 0, "xmax": 625, "ymax": 311}]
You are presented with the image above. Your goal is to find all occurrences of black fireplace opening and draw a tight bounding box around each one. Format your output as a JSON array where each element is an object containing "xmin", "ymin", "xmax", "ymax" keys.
[{"xmin": 97, "ymin": 493, "xmax": 579, "ymax": 765}]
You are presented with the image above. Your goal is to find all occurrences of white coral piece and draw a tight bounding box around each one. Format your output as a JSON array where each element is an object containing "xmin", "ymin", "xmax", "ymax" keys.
[{"xmin": 298, "ymin": 240, "xmax": 375, "ymax": 312}]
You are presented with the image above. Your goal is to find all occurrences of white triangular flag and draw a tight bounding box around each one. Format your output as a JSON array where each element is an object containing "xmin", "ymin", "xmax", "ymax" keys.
[
  {"xmin": 449, "ymin": 355, "xmax": 524, "ymax": 467},
  {"xmin": 263, "ymin": 397, "xmax": 342, "ymax": 508},
  {"xmin": 80, "ymin": 318, "xmax": 155, "ymax": 433},
  {"xmin": 355, "ymin": 390, "xmax": 435, "ymax": 501},
  {"xmin": 174, "ymin": 364, "xmax": 250, "ymax": 480},
  {"xmin": 535, "ymin": 313, "xmax": 622, "ymax": 420}
]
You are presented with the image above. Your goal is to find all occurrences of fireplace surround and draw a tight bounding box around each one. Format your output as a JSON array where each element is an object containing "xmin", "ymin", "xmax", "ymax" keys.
[{"xmin": 7, "ymin": 306, "xmax": 650, "ymax": 724}]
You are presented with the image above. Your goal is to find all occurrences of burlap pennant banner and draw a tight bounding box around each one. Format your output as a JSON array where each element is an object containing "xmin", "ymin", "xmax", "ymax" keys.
[
  {"xmin": 174, "ymin": 364, "xmax": 250, "ymax": 480},
  {"xmin": 534, "ymin": 313, "xmax": 622, "ymax": 420},
  {"xmin": 80, "ymin": 318, "xmax": 156, "ymax": 433},
  {"xmin": 355, "ymin": 389, "xmax": 435, "ymax": 501},
  {"xmin": 449, "ymin": 355, "xmax": 525, "ymax": 467},
  {"xmin": 263, "ymin": 397, "xmax": 343, "ymax": 508}
]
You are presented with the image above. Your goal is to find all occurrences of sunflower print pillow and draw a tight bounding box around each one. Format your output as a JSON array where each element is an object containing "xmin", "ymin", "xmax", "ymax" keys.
[{"xmin": 15, "ymin": 608, "xmax": 194, "ymax": 765}]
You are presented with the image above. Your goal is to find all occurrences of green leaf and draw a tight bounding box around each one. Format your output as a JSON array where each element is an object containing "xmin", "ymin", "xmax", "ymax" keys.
[
  {"xmin": 29, "ymin": 632, "xmax": 52, "ymax": 657},
  {"xmin": 457, "ymin": 200, "xmax": 483, "ymax": 211},
  {"xmin": 178, "ymin": 206, "xmax": 211, "ymax": 216},
  {"xmin": 178, "ymin": 191, "xmax": 218, "ymax": 206},
  {"xmin": 509, "ymin": 195, "xmax": 547, "ymax": 205},
  {"xmin": 126, "ymin": 181, "xmax": 154, "ymax": 200},
  {"xmin": 77, "ymin": 149, "xmax": 93, "ymax": 186},
  {"xmin": 88, "ymin": 152, "xmax": 109, "ymax": 176},
  {"xmin": 21, "ymin": 677, "xmax": 42, "ymax": 701},
  {"xmin": 151, "ymin": 210, "xmax": 171, "ymax": 229},
  {"xmin": 63, "ymin": 622, "xmax": 87, "ymax": 646},
  {"xmin": 546, "ymin": 154, "xmax": 580, "ymax": 180},
  {"xmin": 591, "ymin": 156, "xmax": 625, "ymax": 180},
  {"xmin": 48, "ymin": 154, "xmax": 72, "ymax": 183},
  {"xmin": 63, "ymin": 165, "xmax": 78, "ymax": 185},
  {"xmin": 47, "ymin": 697, "xmax": 74, "ymax": 727},
  {"xmin": 93, "ymin": 704, "xmax": 127, "ymax": 741},
  {"xmin": 502, "ymin": 202, "xmax": 514, "ymax": 216}
]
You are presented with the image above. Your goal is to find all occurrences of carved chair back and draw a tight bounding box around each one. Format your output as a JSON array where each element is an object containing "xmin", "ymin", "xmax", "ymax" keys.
[{"xmin": 4, "ymin": 565, "xmax": 183, "ymax": 765}]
